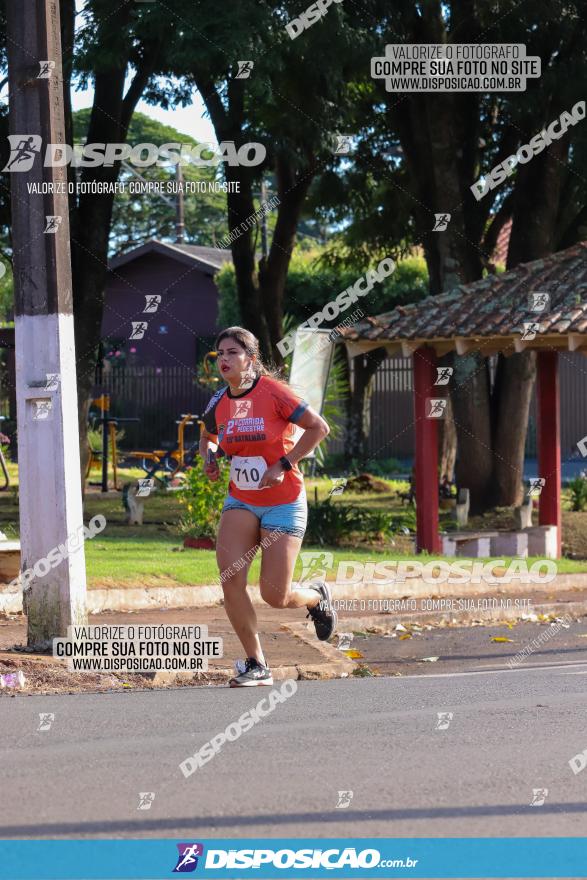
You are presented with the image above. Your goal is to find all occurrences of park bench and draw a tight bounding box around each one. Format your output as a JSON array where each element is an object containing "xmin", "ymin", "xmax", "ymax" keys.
[
  {"xmin": 442, "ymin": 531, "xmax": 498, "ymax": 557},
  {"xmin": 442, "ymin": 525, "xmax": 557, "ymax": 558}
]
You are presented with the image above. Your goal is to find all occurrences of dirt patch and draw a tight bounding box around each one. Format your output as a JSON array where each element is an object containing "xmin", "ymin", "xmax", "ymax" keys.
[
  {"xmin": 0, "ymin": 653, "xmax": 227, "ymax": 695},
  {"xmin": 88, "ymin": 574, "xmax": 192, "ymax": 590},
  {"xmin": 345, "ymin": 473, "xmax": 390, "ymax": 494}
]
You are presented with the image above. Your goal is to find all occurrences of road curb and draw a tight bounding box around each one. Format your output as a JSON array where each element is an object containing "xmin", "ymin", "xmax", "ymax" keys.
[
  {"xmin": 332, "ymin": 599, "xmax": 587, "ymax": 632},
  {"xmin": 3, "ymin": 572, "xmax": 587, "ymax": 616},
  {"xmin": 150, "ymin": 623, "xmax": 356, "ymax": 685},
  {"xmin": 0, "ymin": 622, "xmax": 356, "ymax": 689}
]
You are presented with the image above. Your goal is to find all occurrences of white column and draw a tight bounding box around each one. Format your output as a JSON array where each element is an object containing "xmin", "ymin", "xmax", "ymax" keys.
[{"xmin": 7, "ymin": 0, "xmax": 88, "ymax": 647}]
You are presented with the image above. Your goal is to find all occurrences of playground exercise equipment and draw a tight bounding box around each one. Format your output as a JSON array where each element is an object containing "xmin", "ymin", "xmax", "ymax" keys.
[
  {"xmin": 202, "ymin": 350, "xmax": 218, "ymax": 385},
  {"xmin": 126, "ymin": 349, "xmax": 219, "ymax": 484},
  {"xmin": 128, "ymin": 412, "xmax": 205, "ymax": 483},
  {"xmin": 88, "ymin": 394, "xmax": 140, "ymax": 492}
]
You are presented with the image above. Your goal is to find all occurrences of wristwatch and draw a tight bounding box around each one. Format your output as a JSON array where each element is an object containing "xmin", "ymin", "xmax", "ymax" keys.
[{"xmin": 279, "ymin": 456, "xmax": 293, "ymax": 472}]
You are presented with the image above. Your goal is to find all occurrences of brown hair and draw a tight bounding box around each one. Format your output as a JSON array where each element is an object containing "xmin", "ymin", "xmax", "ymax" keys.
[{"xmin": 215, "ymin": 326, "xmax": 285, "ymax": 382}]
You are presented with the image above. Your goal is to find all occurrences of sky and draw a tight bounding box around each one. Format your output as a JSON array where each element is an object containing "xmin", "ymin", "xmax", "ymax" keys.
[
  {"xmin": 0, "ymin": 0, "xmax": 219, "ymax": 145},
  {"xmin": 69, "ymin": 0, "xmax": 217, "ymax": 143},
  {"xmin": 70, "ymin": 82, "xmax": 218, "ymax": 145}
]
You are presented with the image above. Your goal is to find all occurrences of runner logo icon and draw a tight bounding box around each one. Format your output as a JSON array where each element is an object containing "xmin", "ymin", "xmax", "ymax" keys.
[
  {"xmin": 173, "ymin": 843, "xmax": 204, "ymax": 872},
  {"xmin": 232, "ymin": 399, "xmax": 253, "ymax": 419},
  {"xmin": 299, "ymin": 551, "xmax": 334, "ymax": 586},
  {"xmin": 3, "ymin": 134, "xmax": 42, "ymax": 172}
]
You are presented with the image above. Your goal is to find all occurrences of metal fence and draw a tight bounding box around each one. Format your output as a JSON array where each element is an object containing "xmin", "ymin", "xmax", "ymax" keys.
[
  {"xmin": 93, "ymin": 365, "xmax": 212, "ymax": 451},
  {"xmin": 328, "ymin": 352, "xmax": 587, "ymax": 462}
]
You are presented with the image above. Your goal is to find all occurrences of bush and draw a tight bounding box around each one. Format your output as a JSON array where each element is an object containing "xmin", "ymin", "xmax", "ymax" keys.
[
  {"xmin": 319, "ymin": 453, "xmax": 405, "ymax": 478},
  {"xmin": 306, "ymin": 499, "xmax": 366, "ymax": 545},
  {"xmin": 216, "ymin": 249, "xmax": 430, "ymax": 331},
  {"xmin": 306, "ymin": 498, "xmax": 400, "ymax": 545},
  {"xmin": 365, "ymin": 458, "xmax": 406, "ymax": 477},
  {"xmin": 177, "ymin": 457, "xmax": 230, "ymax": 538},
  {"xmin": 569, "ymin": 473, "xmax": 587, "ymax": 512}
]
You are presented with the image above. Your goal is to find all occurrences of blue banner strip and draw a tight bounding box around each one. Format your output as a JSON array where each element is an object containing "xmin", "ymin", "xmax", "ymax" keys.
[{"xmin": 0, "ymin": 838, "xmax": 586, "ymax": 879}]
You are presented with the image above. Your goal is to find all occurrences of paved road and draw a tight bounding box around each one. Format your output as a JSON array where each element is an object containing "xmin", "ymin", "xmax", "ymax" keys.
[
  {"xmin": 353, "ymin": 615, "xmax": 587, "ymax": 677},
  {"xmin": 2, "ymin": 652, "xmax": 587, "ymax": 839}
]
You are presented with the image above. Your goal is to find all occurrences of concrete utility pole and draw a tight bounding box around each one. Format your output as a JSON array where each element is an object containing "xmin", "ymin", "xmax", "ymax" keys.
[{"xmin": 6, "ymin": 0, "xmax": 88, "ymax": 648}]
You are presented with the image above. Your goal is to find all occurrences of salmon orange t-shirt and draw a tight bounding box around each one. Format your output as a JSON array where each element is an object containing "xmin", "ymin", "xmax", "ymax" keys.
[{"xmin": 201, "ymin": 375, "xmax": 308, "ymax": 506}]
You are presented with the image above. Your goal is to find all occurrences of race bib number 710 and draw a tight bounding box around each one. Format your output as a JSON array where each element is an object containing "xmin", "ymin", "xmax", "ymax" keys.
[{"xmin": 230, "ymin": 456, "xmax": 267, "ymax": 490}]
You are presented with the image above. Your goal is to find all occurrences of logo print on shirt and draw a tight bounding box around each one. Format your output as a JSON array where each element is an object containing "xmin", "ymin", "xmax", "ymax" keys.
[{"xmin": 231, "ymin": 399, "xmax": 253, "ymax": 419}]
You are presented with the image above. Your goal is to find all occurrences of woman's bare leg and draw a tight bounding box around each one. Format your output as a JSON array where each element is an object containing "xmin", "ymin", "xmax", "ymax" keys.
[
  {"xmin": 258, "ymin": 529, "xmax": 321, "ymax": 609},
  {"xmin": 216, "ymin": 509, "xmax": 265, "ymax": 665}
]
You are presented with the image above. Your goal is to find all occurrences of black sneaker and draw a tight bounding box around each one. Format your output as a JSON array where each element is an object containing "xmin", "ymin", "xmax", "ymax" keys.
[
  {"xmin": 229, "ymin": 657, "xmax": 274, "ymax": 688},
  {"xmin": 306, "ymin": 582, "xmax": 337, "ymax": 641}
]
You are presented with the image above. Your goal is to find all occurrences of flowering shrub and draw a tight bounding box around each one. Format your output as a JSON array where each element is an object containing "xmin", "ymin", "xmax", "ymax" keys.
[{"xmin": 177, "ymin": 456, "xmax": 230, "ymax": 538}]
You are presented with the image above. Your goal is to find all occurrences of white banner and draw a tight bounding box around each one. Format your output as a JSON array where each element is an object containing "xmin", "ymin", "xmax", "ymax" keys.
[{"xmin": 288, "ymin": 328, "xmax": 334, "ymax": 455}]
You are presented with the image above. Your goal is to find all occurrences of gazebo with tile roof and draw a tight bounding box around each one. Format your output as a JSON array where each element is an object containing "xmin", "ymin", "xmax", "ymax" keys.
[{"xmin": 341, "ymin": 241, "xmax": 587, "ymax": 559}]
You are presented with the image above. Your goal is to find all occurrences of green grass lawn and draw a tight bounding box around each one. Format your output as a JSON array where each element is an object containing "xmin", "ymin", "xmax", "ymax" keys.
[
  {"xmin": 1, "ymin": 463, "xmax": 587, "ymax": 587},
  {"xmin": 84, "ymin": 533, "xmax": 587, "ymax": 588}
]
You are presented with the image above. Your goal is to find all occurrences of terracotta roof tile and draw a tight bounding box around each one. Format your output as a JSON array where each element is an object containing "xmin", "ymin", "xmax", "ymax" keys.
[{"xmin": 344, "ymin": 242, "xmax": 587, "ymax": 343}]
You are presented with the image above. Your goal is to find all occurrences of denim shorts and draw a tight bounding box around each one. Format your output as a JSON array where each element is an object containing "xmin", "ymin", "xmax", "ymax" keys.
[{"xmin": 221, "ymin": 490, "xmax": 308, "ymax": 538}]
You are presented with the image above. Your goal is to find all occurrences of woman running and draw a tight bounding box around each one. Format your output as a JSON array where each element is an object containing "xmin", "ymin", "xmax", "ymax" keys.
[{"xmin": 199, "ymin": 326, "xmax": 337, "ymax": 687}]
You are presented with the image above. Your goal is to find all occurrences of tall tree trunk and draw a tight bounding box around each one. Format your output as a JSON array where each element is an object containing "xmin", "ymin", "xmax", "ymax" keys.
[
  {"xmin": 439, "ymin": 393, "xmax": 457, "ymax": 483},
  {"xmin": 195, "ymin": 78, "xmax": 315, "ymax": 362},
  {"xmin": 488, "ymin": 136, "xmax": 569, "ymax": 506},
  {"xmin": 224, "ymin": 165, "xmax": 271, "ymax": 356},
  {"xmin": 451, "ymin": 354, "xmax": 494, "ymax": 513},
  {"xmin": 347, "ymin": 348, "xmax": 386, "ymax": 462},
  {"xmin": 72, "ymin": 191, "xmax": 118, "ymax": 488},
  {"xmin": 259, "ymin": 155, "xmax": 315, "ymax": 364},
  {"xmin": 65, "ymin": 35, "xmax": 163, "ymax": 490},
  {"xmin": 489, "ymin": 351, "xmax": 536, "ymax": 507},
  {"xmin": 419, "ymin": 94, "xmax": 493, "ymax": 511}
]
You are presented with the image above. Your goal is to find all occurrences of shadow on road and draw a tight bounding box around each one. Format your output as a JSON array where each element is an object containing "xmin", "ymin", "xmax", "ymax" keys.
[{"xmin": 3, "ymin": 801, "xmax": 586, "ymax": 837}]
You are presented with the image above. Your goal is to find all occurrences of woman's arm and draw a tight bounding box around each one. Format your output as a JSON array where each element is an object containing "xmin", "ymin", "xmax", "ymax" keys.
[
  {"xmin": 258, "ymin": 406, "xmax": 329, "ymax": 489},
  {"xmin": 284, "ymin": 406, "xmax": 329, "ymax": 465},
  {"xmin": 199, "ymin": 431, "xmax": 220, "ymax": 481}
]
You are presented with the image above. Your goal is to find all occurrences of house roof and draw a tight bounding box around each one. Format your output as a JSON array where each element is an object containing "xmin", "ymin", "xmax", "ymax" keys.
[
  {"xmin": 342, "ymin": 241, "xmax": 587, "ymax": 358},
  {"xmin": 108, "ymin": 239, "xmax": 232, "ymax": 275}
]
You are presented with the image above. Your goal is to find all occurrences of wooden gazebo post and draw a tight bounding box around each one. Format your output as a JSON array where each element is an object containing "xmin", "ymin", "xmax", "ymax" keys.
[
  {"xmin": 413, "ymin": 346, "xmax": 441, "ymax": 554},
  {"xmin": 536, "ymin": 350, "xmax": 562, "ymax": 557}
]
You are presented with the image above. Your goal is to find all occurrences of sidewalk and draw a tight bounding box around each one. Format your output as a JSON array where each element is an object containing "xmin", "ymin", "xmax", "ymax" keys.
[
  {"xmin": 0, "ymin": 605, "xmax": 355, "ymax": 695},
  {"xmin": 2, "ymin": 585, "xmax": 586, "ymax": 694}
]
